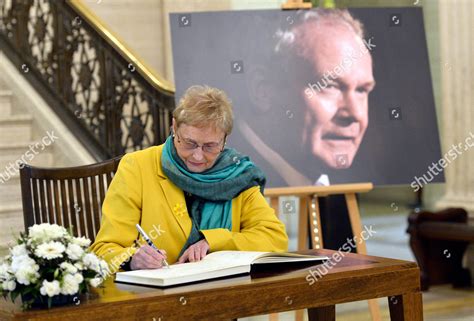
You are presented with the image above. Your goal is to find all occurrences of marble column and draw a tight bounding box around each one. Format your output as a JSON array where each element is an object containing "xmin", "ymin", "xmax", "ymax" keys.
[{"xmin": 435, "ymin": 0, "xmax": 474, "ymax": 215}]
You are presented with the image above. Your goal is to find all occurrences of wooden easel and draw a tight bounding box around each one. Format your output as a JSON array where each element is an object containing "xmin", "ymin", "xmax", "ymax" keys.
[
  {"xmin": 281, "ymin": 0, "xmax": 312, "ymax": 9},
  {"xmin": 261, "ymin": 2, "xmax": 383, "ymax": 321},
  {"xmin": 265, "ymin": 183, "xmax": 381, "ymax": 321}
]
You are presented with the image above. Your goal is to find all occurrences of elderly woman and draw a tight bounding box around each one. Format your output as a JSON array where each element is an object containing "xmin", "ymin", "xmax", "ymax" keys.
[{"xmin": 91, "ymin": 85, "xmax": 288, "ymax": 271}]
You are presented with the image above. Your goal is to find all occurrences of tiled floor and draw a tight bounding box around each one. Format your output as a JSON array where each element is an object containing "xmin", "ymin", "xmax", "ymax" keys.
[{"xmin": 241, "ymin": 211, "xmax": 474, "ymax": 321}]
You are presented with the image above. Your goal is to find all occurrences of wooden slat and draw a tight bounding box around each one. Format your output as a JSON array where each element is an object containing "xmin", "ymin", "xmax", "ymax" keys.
[
  {"xmin": 59, "ymin": 179, "xmax": 70, "ymax": 229},
  {"xmin": 68, "ymin": 179, "xmax": 79, "ymax": 236},
  {"xmin": 82, "ymin": 176, "xmax": 94, "ymax": 239},
  {"xmin": 98, "ymin": 174, "xmax": 106, "ymax": 208},
  {"xmin": 20, "ymin": 168, "xmax": 35, "ymax": 229},
  {"xmin": 38, "ymin": 179, "xmax": 48, "ymax": 223},
  {"xmin": 52, "ymin": 180, "xmax": 62, "ymax": 226},
  {"xmin": 90, "ymin": 175, "xmax": 100, "ymax": 236},
  {"xmin": 45, "ymin": 180, "xmax": 55, "ymax": 224},
  {"xmin": 31, "ymin": 178, "xmax": 41, "ymax": 225},
  {"xmin": 106, "ymin": 171, "xmax": 113, "ymax": 186},
  {"xmin": 75, "ymin": 178, "xmax": 85, "ymax": 236}
]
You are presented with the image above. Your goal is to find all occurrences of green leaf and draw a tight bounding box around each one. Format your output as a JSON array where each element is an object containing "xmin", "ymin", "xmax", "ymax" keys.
[
  {"xmin": 22, "ymin": 287, "xmax": 34, "ymax": 295},
  {"xmin": 11, "ymin": 291, "xmax": 19, "ymax": 302}
]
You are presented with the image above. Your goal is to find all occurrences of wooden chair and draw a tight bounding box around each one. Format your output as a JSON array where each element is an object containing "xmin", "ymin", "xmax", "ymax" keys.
[
  {"xmin": 407, "ymin": 207, "xmax": 472, "ymax": 290},
  {"xmin": 19, "ymin": 156, "xmax": 122, "ymax": 242}
]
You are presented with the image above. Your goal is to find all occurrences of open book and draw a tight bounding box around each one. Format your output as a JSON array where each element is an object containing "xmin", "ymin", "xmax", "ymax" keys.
[{"xmin": 115, "ymin": 251, "xmax": 328, "ymax": 287}]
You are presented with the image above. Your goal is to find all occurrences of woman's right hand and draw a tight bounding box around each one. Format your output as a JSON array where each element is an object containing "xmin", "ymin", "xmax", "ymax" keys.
[{"xmin": 130, "ymin": 244, "xmax": 167, "ymax": 270}]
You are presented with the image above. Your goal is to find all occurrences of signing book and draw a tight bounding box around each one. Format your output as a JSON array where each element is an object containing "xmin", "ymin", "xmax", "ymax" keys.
[{"xmin": 115, "ymin": 251, "xmax": 328, "ymax": 287}]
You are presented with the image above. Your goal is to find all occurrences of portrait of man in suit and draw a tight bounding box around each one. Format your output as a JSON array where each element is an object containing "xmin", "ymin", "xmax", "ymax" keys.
[
  {"xmin": 171, "ymin": 7, "xmax": 442, "ymax": 189},
  {"xmin": 234, "ymin": 9, "xmax": 376, "ymax": 187}
]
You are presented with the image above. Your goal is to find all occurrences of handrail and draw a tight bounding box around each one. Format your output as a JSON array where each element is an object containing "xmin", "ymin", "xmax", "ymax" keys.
[{"xmin": 67, "ymin": 0, "xmax": 175, "ymax": 95}]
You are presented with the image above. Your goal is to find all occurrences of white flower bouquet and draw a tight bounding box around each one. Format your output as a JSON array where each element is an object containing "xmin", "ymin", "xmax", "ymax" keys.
[{"xmin": 0, "ymin": 223, "xmax": 109, "ymax": 309}]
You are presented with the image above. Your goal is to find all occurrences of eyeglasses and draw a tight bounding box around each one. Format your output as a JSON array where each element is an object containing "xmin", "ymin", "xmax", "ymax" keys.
[{"xmin": 174, "ymin": 130, "xmax": 226, "ymax": 154}]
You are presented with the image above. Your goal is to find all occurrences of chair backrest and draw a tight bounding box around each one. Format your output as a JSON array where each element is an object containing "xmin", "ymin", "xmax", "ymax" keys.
[{"xmin": 19, "ymin": 156, "xmax": 123, "ymax": 242}]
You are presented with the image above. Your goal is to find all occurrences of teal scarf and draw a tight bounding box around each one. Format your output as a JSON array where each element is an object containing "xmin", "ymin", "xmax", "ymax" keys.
[{"xmin": 161, "ymin": 136, "xmax": 266, "ymax": 256}]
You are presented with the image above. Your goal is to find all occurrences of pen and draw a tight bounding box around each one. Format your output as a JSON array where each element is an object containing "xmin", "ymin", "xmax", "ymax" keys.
[{"xmin": 135, "ymin": 224, "xmax": 170, "ymax": 268}]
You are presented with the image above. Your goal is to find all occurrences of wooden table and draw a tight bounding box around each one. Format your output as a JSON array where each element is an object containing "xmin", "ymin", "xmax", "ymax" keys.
[{"xmin": 0, "ymin": 250, "xmax": 423, "ymax": 321}]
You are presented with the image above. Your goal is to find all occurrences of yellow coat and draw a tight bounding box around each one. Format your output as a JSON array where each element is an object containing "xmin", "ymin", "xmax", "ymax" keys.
[{"xmin": 90, "ymin": 144, "xmax": 288, "ymax": 272}]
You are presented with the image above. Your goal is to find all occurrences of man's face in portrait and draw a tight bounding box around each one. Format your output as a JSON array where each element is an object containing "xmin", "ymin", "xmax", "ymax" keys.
[{"xmin": 297, "ymin": 22, "xmax": 375, "ymax": 169}]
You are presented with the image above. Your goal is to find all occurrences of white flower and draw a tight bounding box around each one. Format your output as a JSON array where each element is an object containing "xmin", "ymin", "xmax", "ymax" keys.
[
  {"xmin": 11, "ymin": 244, "xmax": 28, "ymax": 257},
  {"xmin": 59, "ymin": 262, "xmax": 78, "ymax": 274},
  {"xmin": 66, "ymin": 243, "xmax": 84, "ymax": 261},
  {"xmin": 35, "ymin": 241, "xmax": 65, "ymax": 260},
  {"xmin": 82, "ymin": 253, "xmax": 100, "ymax": 272},
  {"xmin": 10, "ymin": 254, "xmax": 32, "ymax": 272},
  {"xmin": 98, "ymin": 260, "xmax": 110, "ymax": 278},
  {"xmin": 88, "ymin": 277, "xmax": 103, "ymax": 288},
  {"xmin": 71, "ymin": 237, "xmax": 91, "ymax": 248},
  {"xmin": 11, "ymin": 255, "xmax": 27, "ymax": 273},
  {"xmin": 60, "ymin": 274, "xmax": 80, "ymax": 295},
  {"xmin": 40, "ymin": 280, "xmax": 60, "ymax": 297},
  {"xmin": 74, "ymin": 262, "xmax": 84, "ymax": 271},
  {"xmin": 29, "ymin": 224, "xmax": 67, "ymax": 243},
  {"xmin": 2, "ymin": 280, "xmax": 16, "ymax": 291},
  {"xmin": 73, "ymin": 273, "xmax": 83, "ymax": 284},
  {"xmin": 14, "ymin": 263, "xmax": 40, "ymax": 285},
  {"xmin": 10, "ymin": 255, "xmax": 39, "ymax": 285},
  {"xmin": 0, "ymin": 263, "xmax": 10, "ymax": 280}
]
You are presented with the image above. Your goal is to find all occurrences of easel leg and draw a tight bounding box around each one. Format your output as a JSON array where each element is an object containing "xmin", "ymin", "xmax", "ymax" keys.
[
  {"xmin": 298, "ymin": 196, "xmax": 309, "ymax": 250},
  {"xmin": 291, "ymin": 196, "xmax": 310, "ymax": 321},
  {"xmin": 308, "ymin": 196, "xmax": 324, "ymax": 249},
  {"xmin": 345, "ymin": 193, "xmax": 381, "ymax": 321},
  {"xmin": 295, "ymin": 309, "xmax": 305, "ymax": 321},
  {"xmin": 269, "ymin": 197, "xmax": 280, "ymax": 321}
]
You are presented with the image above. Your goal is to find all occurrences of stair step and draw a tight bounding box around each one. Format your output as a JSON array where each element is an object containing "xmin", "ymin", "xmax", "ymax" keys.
[
  {"xmin": 0, "ymin": 142, "xmax": 54, "ymax": 168},
  {"xmin": 0, "ymin": 205, "xmax": 24, "ymax": 248},
  {"xmin": 0, "ymin": 114, "xmax": 33, "ymax": 144},
  {"xmin": 0, "ymin": 90, "xmax": 13, "ymax": 117},
  {"xmin": 0, "ymin": 173, "xmax": 22, "ymax": 208}
]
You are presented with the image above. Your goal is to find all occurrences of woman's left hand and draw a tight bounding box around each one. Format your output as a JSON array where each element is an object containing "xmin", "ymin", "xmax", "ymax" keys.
[{"xmin": 178, "ymin": 239, "xmax": 210, "ymax": 263}]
